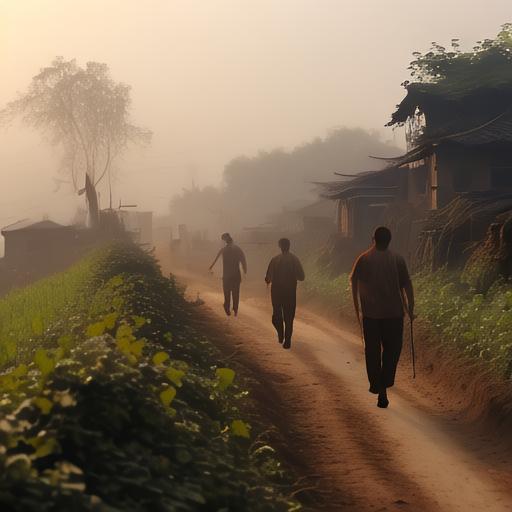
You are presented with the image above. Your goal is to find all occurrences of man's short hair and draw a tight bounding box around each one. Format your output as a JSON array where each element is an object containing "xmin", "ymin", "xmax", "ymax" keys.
[
  {"xmin": 278, "ymin": 238, "xmax": 291, "ymax": 252},
  {"xmin": 374, "ymin": 226, "xmax": 392, "ymax": 249},
  {"xmin": 221, "ymin": 232, "xmax": 233, "ymax": 243}
]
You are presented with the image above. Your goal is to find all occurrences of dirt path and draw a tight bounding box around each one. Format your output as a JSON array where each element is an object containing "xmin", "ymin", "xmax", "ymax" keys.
[{"xmin": 160, "ymin": 258, "xmax": 512, "ymax": 511}]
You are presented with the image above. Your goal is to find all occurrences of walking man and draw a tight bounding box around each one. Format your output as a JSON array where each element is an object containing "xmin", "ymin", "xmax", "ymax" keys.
[
  {"xmin": 265, "ymin": 238, "xmax": 305, "ymax": 349},
  {"xmin": 209, "ymin": 233, "xmax": 247, "ymax": 316},
  {"xmin": 350, "ymin": 226, "xmax": 415, "ymax": 408}
]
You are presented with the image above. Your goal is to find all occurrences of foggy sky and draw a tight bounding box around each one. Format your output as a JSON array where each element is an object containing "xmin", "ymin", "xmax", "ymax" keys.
[{"xmin": 1, "ymin": 0, "xmax": 511, "ymax": 225}]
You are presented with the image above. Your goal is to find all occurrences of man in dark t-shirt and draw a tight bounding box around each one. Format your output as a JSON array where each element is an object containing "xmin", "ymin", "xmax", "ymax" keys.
[
  {"xmin": 265, "ymin": 238, "xmax": 305, "ymax": 349},
  {"xmin": 209, "ymin": 233, "xmax": 247, "ymax": 316},
  {"xmin": 350, "ymin": 226, "xmax": 415, "ymax": 409}
]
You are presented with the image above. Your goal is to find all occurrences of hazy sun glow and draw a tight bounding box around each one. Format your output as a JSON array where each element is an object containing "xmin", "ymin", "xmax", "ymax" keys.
[{"xmin": 1, "ymin": 0, "xmax": 511, "ymax": 226}]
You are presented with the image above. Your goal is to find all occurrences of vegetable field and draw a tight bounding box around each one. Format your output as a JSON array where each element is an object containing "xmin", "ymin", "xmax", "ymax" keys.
[{"xmin": 0, "ymin": 244, "xmax": 299, "ymax": 511}]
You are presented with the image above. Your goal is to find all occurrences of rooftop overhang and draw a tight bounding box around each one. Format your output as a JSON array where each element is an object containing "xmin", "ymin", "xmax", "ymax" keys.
[
  {"xmin": 333, "ymin": 187, "xmax": 399, "ymax": 201},
  {"xmin": 370, "ymin": 145, "xmax": 434, "ymax": 167},
  {"xmin": 316, "ymin": 164, "xmax": 405, "ymax": 201},
  {"xmin": 1, "ymin": 219, "xmax": 70, "ymax": 236},
  {"xmin": 377, "ymin": 108, "xmax": 512, "ymax": 170}
]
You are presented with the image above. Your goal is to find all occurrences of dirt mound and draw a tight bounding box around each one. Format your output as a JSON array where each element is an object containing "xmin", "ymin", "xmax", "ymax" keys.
[{"xmin": 411, "ymin": 321, "xmax": 512, "ymax": 439}]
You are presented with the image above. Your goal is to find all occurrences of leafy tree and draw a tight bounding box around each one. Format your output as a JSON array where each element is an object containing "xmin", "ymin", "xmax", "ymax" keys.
[
  {"xmin": 1, "ymin": 57, "xmax": 151, "ymax": 227},
  {"xmin": 405, "ymin": 23, "xmax": 512, "ymax": 88},
  {"xmin": 222, "ymin": 127, "xmax": 401, "ymax": 227},
  {"xmin": 389, "ymin": 24, "xmax": 512, "ymax": 137},
  {"xmin": 170, "ymin": 128, "xmax": 400, "ymax": 232}
]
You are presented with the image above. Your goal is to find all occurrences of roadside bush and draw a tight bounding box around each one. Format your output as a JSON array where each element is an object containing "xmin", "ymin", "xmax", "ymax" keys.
[
  {"xmin": 302, "ymin": 258, "xmax": 351, "ymax": 315},
  {"xmin": 0, "ymin": 244, "xmax": 300, "ymax": 511},
  {"xmin": 415, "ymin": 271, "xmax": 512, "ymax": 378}
]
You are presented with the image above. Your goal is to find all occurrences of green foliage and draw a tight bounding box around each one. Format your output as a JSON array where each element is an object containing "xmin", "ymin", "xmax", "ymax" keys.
[
  {"xmin": 34, "ymin": 349, "xmax": 55, "ymax": 379},
  {"xmin": 153, "ymin": 351, "xmax": 170, "ymax": 366},
  {"xmin": 85, "ymin": 321, "xmax": 106, "ymax": 337},
  {"xmin": 415, "ymin": 271, "xmax": 512, "ymax": 376},
  {"xmin": 302, "ymin": 258, "xmax": 351, "ymax": 314},
  {"xmin": 407, "ymin": 24, "xmax": 512, "ymax": 91},
  {"xmin": 31, "ymin": 317, "xmax": 44, "ymax": 336},
  {"xmin": 0, "ymin": 243, "xmax": 299, "ymax": 511},
  {"xmin": 33, "ymin": 397, "xmax": 53, "ymax": 415},
  {"xmin": 166, "ymin": 367, "xmax": 186, "ymax": 387},
  {"xmin": 216, "ymin": 367, "xmax": 236, "ymax": 391},
  {"xmin": 231, "ymin": 420, "xmax": 251, "ymax": 439},
  {"xmin": 0, "ymin": 253, "xmax": 99, "ymax": 366},
  {"xmin": 159, "ymin": 386, "xmax": 177, "ymax": 407}
]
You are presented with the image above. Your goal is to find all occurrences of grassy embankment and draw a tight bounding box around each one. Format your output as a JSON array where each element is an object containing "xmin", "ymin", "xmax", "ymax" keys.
[
  {"xmin": 0, "ymin": 244, "xmax": 300, "ymax": 511},
  {"xmin": 303, "ymin": 259, "xmax": 512, "ymax": 380}
]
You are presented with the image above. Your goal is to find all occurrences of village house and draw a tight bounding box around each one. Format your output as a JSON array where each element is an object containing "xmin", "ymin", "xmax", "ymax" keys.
[
  {"xmin": 318, "ymin": 71, "xmax": 512, "ymax": 271},
  {"xmin": 387, "ymin": 77, "xmax": 512, "ymax": 268},
  {"xmin": 319, "ymin": 166, "xmax": 406, "ymax": 237},
  {"xmin": 316, "ymin": 163, "xmax": 423, "ymax": 263},
  {"xmin": 265, "ymin": 199, "xmax": 337, "ymax": 238},
  {"xmin": 0, "ymin": 219, "xmax": 84, "ymax": 291},
  {"xmin": 1, "ymin": 219, "xmax": 77, "ymax": 268},
  {"xmin": 387, "ymin": 81, "xmax": 512, "ymax": 211}
]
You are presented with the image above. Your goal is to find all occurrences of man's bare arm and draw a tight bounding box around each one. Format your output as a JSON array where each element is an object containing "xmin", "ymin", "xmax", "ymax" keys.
[
  {"xmin": 296, "ymin": 258, "xmax": 305, "ymax": 282},
  {"xmin": 240, "ymin": 249, "xmax": 247, "ymax": 274},
  {"xmin": 265, "ymin": 259, "xmax": 273, "ymax": 284},
  {"xmin": 350, "ymin": 275, "xmax": 361, "ymax": 325}
]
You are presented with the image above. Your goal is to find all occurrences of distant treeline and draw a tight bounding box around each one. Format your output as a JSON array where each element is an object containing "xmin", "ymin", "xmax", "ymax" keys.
[{"xmin": 170, "ymin": 127, "xmax": 401, "ymax": 235}]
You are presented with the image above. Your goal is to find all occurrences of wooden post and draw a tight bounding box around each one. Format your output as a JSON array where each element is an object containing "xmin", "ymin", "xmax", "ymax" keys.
[{"xmin": 430, "ymin": 152, "xmax": 438, "ymax": 210}]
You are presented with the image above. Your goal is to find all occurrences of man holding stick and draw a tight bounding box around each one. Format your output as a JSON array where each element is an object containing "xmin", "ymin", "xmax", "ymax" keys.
[{"xmin": 350, "ymin": 226, "xmax": 415, "ymax": 408}]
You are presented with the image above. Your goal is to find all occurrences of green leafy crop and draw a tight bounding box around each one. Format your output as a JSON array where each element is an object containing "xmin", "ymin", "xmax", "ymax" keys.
[{"xmin": 0, "ymin": 244, "xmax": 300, "ymax": 511}]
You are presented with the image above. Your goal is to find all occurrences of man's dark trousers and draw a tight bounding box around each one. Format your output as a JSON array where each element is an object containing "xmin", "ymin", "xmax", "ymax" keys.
[
  {"xmin": 271, "ymin": 288, "xmax": 296, "ymax": 342},
  {"xmin": 362, "ymin": 317, "xmax": 403, "ymax": 394},
  {"xmin": 223, "ymin": 277, "xmax": 241, "ymax": 313}
]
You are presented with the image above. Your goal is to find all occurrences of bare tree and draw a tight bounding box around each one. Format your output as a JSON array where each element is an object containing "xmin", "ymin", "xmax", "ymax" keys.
[{"xmin": 1, "ymin": 57, "xmax": 151, "ymax": 227}]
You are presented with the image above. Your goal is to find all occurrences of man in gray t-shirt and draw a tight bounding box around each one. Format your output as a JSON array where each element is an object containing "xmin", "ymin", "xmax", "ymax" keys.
[
  {"xmin": 209, "ymin": 233, "xmax": 247, "ymax": 316},
  {"xmin": 265, "ymin": 238, "xmax": 305, "ymax": 349},
  {"xmin": 350, "ymin": 226, "xmax": 415, "ymax": 408}
]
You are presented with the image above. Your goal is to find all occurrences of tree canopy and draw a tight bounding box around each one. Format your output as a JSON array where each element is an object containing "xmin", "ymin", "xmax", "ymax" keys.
[
  {"xmin": 389, "ymin": 25, "xmax": 512, "ymax": 129},
  {"xmin": 1, "ymin": 57, "xmax": 151, "ymax": 226},
  {"xmin": 170, "ymin": 127, "xmax": 401, "ymax": 233},
  {"xmin": 405, "ymin": 24, "xmax": 512, "ymax": 96}
]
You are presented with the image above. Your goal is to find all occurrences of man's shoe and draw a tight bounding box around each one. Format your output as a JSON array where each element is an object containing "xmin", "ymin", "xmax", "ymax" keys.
[
  {"xmin": 377, "ymin": 394, "xmax": 389, "ymax": 408},
  {"xmin": 283, "ymin": 339, "xmax": 291, "ymax": 349}
]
